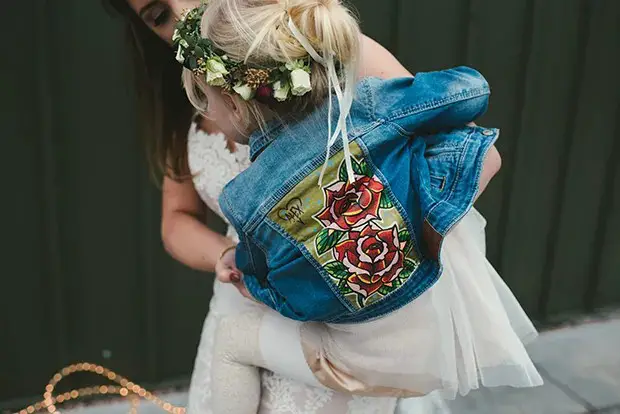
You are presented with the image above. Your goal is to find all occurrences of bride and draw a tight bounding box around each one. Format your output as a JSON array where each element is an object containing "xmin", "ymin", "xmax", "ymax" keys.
[{"xmin": 105, "ymin": 0, "xmax": 500, "ymax": 412}]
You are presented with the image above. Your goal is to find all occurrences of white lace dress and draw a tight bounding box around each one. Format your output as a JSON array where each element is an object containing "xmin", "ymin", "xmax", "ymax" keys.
[{"xmin": 184, "ymin": 123, "xmax": 448, "ymax": 414}]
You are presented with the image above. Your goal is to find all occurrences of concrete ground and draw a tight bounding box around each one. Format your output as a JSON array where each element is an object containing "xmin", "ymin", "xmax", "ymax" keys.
[
  {"xmin": 60, "ymin": 317, "xmax": 620, "ymax": 414},
  {"xmin": 449, "ymin": 316, "xmax": 620, "ymax": 414}
]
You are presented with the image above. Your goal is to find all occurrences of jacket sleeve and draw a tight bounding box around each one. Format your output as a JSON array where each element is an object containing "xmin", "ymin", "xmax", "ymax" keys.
[
  {"xmin": 235, "ymin": 232, "xmax": 315, "ymax": 320},
  {"xmin": 234, "ymin": 232, "xmax": 268, "ymax": 282},
  {"xmin": 219, "ymin": 190, "xmax": 272, "ymax": 306},
  {"xmin": 365, "ymin": 66, "xmax": 490, "ymax": 134},
  {"xmin": 233, "ymin": 232, "xmax": 281, "ymax": 308}
]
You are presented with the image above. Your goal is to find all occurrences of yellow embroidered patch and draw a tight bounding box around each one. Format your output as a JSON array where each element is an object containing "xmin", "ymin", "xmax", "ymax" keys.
[{"xmin": 269, "ymin": 142, "xmax": 420, "ymax": 310}]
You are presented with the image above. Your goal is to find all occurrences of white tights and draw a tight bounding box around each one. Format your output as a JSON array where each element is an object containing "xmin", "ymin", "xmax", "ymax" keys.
[
  {"xmin": 211, "ymin": 309, "xmax": 323, "ymax": 414},
  {"xmin": 210, "ymin": 296, "xmax": 449, "ymax": 414}
]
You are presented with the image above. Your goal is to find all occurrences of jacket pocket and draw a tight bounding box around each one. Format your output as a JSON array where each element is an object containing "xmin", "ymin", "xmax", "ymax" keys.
[
  {"xmin": 430, "ymin": 174, "xmax": 447, "ymax": 192},
  {"xmin": 426, "ymin": 150, "xmax": 460, "ymax": 197}
]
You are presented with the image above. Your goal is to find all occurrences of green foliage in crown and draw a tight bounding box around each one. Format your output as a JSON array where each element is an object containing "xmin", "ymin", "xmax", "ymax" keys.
[{"xmin": 173, "ymin": 3, "xmax": 313, "ymax": 102}]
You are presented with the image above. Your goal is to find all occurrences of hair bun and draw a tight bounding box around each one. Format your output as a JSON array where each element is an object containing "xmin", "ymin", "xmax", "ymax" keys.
[{"xmin": 285, "ymin": 0, "xmax": 359, "ymax": 63}]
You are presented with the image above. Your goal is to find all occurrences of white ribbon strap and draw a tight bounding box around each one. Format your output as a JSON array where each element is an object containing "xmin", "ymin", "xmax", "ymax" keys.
[
  {"xmin": 287, "ymin": 18, "xmax": 355, "ymax": 186},
  {"xmin": 287, "ymin": 18, "xmax": 325, "ymax": 65}
]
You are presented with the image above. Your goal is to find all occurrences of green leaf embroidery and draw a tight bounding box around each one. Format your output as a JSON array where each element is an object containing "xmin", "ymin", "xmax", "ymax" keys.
[
  {"xmin": 356, "ymin": 295, "xmax": 366, "ymax": 309},
  {"xmin": 400, "ymin": 258, "xmax": 419, "ymax": 280},
  {"xmin": 316, "ymin": 228, "xmax": 345, "ymax": 255},
  {"xmin": 378, "ymin": 285, "xmax": 393, "ymax": 296},
  {"xmin": 325, "ymin": 261, "xmax": 349, "ymax": 280},
  {"xmin": 398, "ymin": 228, "xmax": 414, "ymax": 255},
  {"xmin": 339, "ymin": 160, "xmax": 348, "ymax": 182},
  {"xmin": 351, "ymin": 158, "xmax": 363, "ymax": 176},
  {"xmin": 339, "ymin": 279, "xmax": 354, "ymax": 295},
  {"xmin": 339, "ymin": 157, "xmax": 372, "ymax": 182},
  {"xmin": 398, "ymin": 228, "xmax": 410, "ymax": 244},
  {"xmin": 379, "ymin": 192, "xmax": 394, "ymax": 209},
  {"xmin": 403, "ymin": 242, "xmax": 414, "ymax": 256}
]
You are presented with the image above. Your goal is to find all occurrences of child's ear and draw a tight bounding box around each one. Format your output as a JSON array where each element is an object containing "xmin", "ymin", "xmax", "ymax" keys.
[
  {"xmin": 221, "ymin": 91, "xmax": 247, "ymax": 128},
  {"xmin": 220, "ymin": 90, "xmax": 239, "ymax": 113}
]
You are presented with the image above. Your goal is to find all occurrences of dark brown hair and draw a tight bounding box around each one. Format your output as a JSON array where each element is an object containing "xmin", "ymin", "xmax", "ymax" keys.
[{"xmin": 103, "ymin": 0, "xmax": 194, "ymax": 180}]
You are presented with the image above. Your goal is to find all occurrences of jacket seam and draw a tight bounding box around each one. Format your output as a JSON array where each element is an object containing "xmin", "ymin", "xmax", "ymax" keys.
[{"xmin": 386, "ymin": 87, "xmax": 490, "ymax": 124}]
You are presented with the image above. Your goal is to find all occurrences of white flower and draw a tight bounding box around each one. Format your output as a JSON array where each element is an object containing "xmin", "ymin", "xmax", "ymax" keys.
[
  {"xmin": 206, "ymin": 58, "xmax": 227, "ymax": 74},
  {"xmin": 206, "ymin": 71, "xmax": 226, "ymax": 86},
  {"xmin": 233, "ymin": 83, "xmax": 255, "ymax": 101},
  {"xmin": 175, "ymin": 45, "xmax": 185, "ymax": 64},
  {"xmin": 273, "ymin": 81, "xmax": 290, "ymax": 102},
  {"xmin": 290, "ymin": 69, "xmax": 312, "ymax": 96},
  {"xmin": 179, "ymin": 39, "xmax": 189, "ymax": 48},
  {"xmin": 172, "ymin": 29, "xmax": 181, "ymax": 43},
  {"xmin": 205, "ymin": 57, "xmax": 229, "ymax": 86}
]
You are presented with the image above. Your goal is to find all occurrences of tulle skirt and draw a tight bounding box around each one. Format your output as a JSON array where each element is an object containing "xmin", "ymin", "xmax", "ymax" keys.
[{"xmin": 301, "ymin": 209, "xmax": 544, "ymax": 399}]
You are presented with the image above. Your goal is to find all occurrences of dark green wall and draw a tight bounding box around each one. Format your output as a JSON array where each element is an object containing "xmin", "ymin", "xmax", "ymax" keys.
[{"xmin": 1, "ymin": 0, "xmax": 619, "ymax": 407}]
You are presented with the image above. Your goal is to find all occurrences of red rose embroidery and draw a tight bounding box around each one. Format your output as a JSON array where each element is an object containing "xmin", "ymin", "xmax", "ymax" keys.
[
  {"xmin": 316, "ymin": 174, "xmax": 384, "ymax": 232},
  {"xmin": 334, "ymin": 223, "xmax": 405, "ymax": 298}
]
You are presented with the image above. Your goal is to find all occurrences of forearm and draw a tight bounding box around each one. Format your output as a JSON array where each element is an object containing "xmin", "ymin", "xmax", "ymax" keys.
[
  {"xmin": 162, "ymin": 212, "xmax": 231, "ymax": 272},
  {"xmin": 475, "ymin": 145, "xmax": 501, "ymax": 200}
]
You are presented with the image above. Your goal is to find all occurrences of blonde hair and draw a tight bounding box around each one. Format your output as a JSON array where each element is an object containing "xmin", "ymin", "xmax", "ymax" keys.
[{"xmin": 182, "ymin": 0, "xmax": 361, "ymax": 133}]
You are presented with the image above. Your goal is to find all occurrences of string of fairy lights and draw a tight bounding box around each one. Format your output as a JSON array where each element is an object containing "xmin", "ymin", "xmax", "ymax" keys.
[{"xmin": 14, "ymin": 363, "xmax": 185, "ymax": 414}]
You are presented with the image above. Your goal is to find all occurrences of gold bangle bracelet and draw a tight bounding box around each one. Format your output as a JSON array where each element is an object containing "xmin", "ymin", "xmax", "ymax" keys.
[{"xmin": 219, "ymin": 244, "xmax": 237, "ymax": 260}]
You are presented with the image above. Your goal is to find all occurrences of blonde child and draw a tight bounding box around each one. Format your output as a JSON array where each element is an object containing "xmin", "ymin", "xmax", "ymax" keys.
[{"xmin": 174, "ymin": 1, "xmax": 543, "ymax": 412}]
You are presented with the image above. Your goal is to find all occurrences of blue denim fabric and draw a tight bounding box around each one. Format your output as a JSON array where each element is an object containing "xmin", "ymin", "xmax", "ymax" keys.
[{"xmin": 219, "ymin": 66, "xmax": 498, "ymax": 323}]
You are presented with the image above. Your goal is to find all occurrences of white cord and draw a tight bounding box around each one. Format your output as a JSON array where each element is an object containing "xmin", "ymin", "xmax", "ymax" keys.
[{"xmin": 287, "ymin": 18, "xmax": 356, "ymax": 185}]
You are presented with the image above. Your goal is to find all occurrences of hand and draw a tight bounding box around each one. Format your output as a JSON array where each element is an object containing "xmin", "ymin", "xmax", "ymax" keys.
[
  {"xmin": 215, "ymin": 247, "xmax": 255, "ymax": 301},
  {"xmin": 215, "ymin": 246, "xmax": 241, "ymax": 283}
]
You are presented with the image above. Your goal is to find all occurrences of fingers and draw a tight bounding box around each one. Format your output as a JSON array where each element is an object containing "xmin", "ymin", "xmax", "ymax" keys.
[
  {"xmin": 229, "ymin": 269, "xmax": 242, "ymax": 283},
  {"xmin": 216, "ymin": 268, "xmax": 241, "ymax": 283},
  {"xmin": 215, "ymin": 256, "xmax": 256, "ymax": 302},
  {"xmin": 215, "ymin": 254, "xmax": 242, "ymax": 283}
]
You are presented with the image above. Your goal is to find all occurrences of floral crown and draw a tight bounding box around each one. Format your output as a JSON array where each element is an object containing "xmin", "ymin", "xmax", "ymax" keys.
[{"xmin": 173, "ymin": 3, "xmax": 312, "ymax": 102}]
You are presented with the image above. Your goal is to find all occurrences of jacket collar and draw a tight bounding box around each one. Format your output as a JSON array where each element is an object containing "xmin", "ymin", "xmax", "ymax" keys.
[{"xmin": 248, "ymin": 117, "xmax": 287, "ymax": 162}]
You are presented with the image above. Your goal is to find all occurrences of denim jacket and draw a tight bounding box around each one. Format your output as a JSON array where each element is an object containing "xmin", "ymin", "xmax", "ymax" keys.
[{"xmin": 219, "ymin": 67, "xmax": 498, "ymax": 323}]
